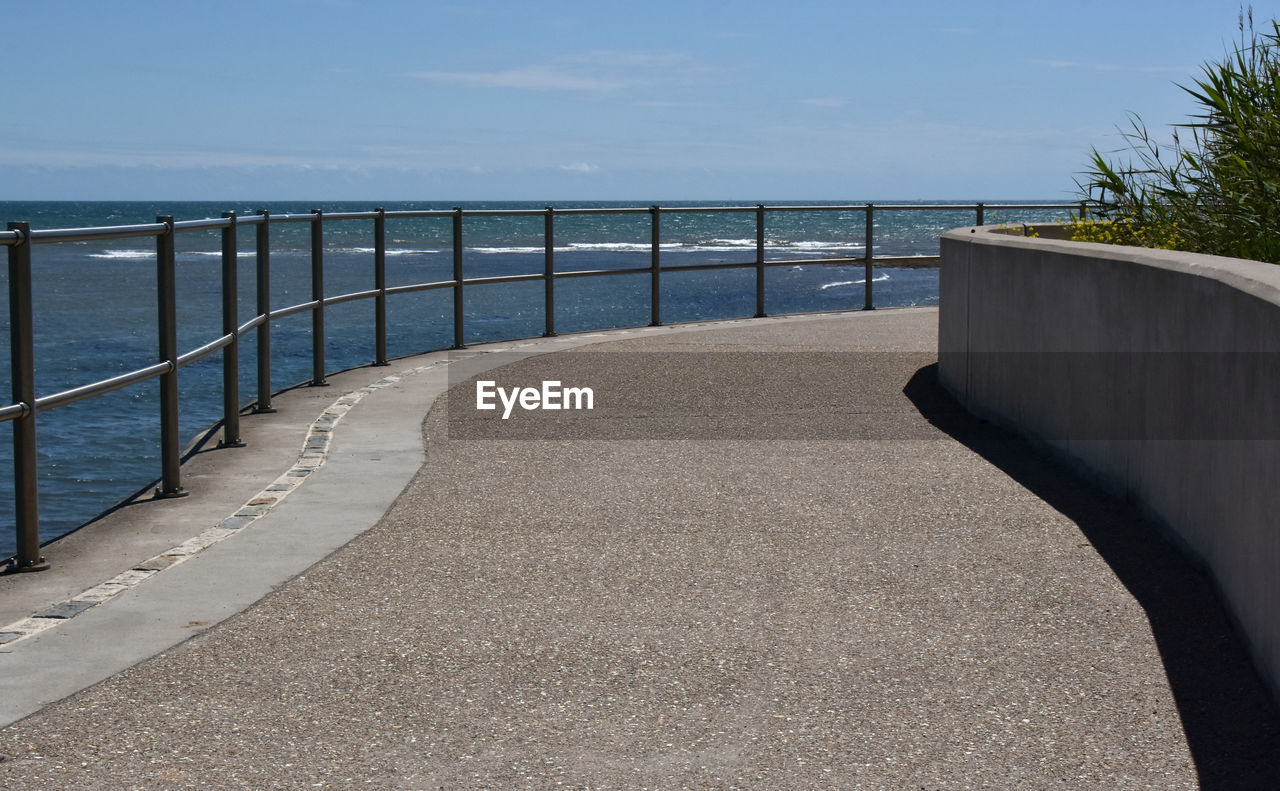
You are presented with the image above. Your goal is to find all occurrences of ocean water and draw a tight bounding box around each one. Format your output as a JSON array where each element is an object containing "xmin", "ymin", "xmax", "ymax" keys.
[{"xmin": 0, "ymin": 200, "xmax": 1076, "ymax": 557}]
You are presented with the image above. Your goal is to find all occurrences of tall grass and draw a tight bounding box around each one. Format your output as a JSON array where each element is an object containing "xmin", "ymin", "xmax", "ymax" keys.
[{"xmin": 1078, "ymin": 8, "xmax": 1280, "ymax": 263}]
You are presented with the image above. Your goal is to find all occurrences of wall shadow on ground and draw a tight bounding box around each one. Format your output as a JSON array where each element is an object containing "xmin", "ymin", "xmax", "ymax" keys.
[{"xmin": 903, "ymin": 363, "xmax": 1280, "ymax": 789}]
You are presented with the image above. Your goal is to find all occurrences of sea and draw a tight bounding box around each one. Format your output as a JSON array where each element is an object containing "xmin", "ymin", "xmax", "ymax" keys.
[{"xmin": 0, "ymin": 199, "xmax": 1076, "ymax": 558}]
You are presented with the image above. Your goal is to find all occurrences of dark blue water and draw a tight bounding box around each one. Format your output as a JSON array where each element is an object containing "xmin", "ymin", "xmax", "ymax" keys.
[{"xmin": 0, "ymin": 200, "xmax": 1076, "ymax": 557}]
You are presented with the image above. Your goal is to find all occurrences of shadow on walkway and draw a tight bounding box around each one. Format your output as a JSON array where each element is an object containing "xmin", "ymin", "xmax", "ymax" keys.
[{"xmin": 903, "ymin": 363, "xmax": 1280, "ymax": 790}]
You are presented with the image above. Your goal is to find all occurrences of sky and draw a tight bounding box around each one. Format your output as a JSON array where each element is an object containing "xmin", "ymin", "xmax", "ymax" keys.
[{"xmin": 3, "ymin": 0, "xmax": 1279, "ymax": 202}]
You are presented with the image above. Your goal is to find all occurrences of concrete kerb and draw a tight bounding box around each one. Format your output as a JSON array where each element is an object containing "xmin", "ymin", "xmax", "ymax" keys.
[{"xmin": 0, "ymin": 309, "xmax": 903, "ymax": 728}]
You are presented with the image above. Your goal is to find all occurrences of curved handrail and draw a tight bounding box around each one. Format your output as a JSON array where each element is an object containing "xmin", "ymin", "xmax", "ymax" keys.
[
  {"xmin": 176, "ymin": 334, "xmax": 234, "ymax": 368},
  {"xmin": 34, "ymin": 361, "xmax": 173, "ymax": 412},
  {"xmin": 0, "ymin": 201, "xmax": 1083, "ymax": 425}
]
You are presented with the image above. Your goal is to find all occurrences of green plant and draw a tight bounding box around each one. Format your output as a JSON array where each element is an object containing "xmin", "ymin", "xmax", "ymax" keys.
[
  {"xmin": 1067, "ymin": 217, "xmax": 1182, "ymax": 249},
  {"xmin": 1078, "ymin": 7, "xmax": 1280, "ymax": 262}
]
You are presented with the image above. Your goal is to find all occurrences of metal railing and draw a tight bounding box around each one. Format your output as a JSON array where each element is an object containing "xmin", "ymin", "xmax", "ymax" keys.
[{"xmin": 1, "ymin": 201, "xmax": 1086, "ymax": 571}]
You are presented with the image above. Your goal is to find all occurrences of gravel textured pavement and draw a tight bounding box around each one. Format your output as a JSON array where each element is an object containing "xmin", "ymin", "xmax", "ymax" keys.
[{"xmin": 0, "ymin": 309, "xmax": 1276, "ymax": 790}]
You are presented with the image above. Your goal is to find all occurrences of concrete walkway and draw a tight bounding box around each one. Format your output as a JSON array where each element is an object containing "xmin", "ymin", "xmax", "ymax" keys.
[{"xmin": 0, "ymin": 308, "xmax": 1276, "ymax": 789}]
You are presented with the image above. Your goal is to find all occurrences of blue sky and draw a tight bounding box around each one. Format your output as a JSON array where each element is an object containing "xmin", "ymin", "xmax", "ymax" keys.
[{"xmin": 3, "ymin": 0, "xmax": 1277, "ymax": 201}]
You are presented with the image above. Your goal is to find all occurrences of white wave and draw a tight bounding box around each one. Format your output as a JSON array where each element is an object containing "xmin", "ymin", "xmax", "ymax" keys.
[
  {"xmin": 564, "ymin": 241, "xmax": 758, "ymax": 253},
  {"xmin": 567, "ymin": 242, "xmax": 657, "ymax": 252},
  {"xmin": 342, "ymin": 247, "xmax": 442, "ymax": 256},
  {"xmin": 87, "ymin": 250, "xmax": 151, "ymax": 260},
  {"xmin": 474, "ymin": 242, "xmax": 685, "ymax": 254},
  {"xmin": 819, "ymin": 274, "xmax": 891, "ymax": 290},
  {"xmin": 456, "ymin": 239, "xmax": 874, "ymax": 255},
  {"xmin": 788, "ymin": 241, "xmax": 866, "ymax": 252},
  {"xmin": 472, "ymin": 246, "xmax": 545, "ymax": 255},
  {"xmin": 86, "ymin": 240, "xmax": 866, "ymax": 261}
]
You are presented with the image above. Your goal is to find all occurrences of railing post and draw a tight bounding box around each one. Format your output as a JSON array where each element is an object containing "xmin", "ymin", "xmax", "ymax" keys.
[
  {"xmin": 254, "ymin": 210, "xmax": 275, "ymax": 413},
  {"xmin": 155, "ymin": 216, "xmax": 187, "ymax": 499},
  {"xmin": 1079, "ymin": 200, "xmax": 1089, "ymax": 220},
  {"xmin": 755, "ymin": 205, "xmax": 767, "ymax": 318},
  {"xmin": 863, "ymin": 202, "xmax": 875, "ymax": 311},
  {"xmin": 219, "ymin": 212, "xmax": 244, "ymax": 448},
  {"xmin": 452, "ymin": 207, "xmax": 465, "ymax": 349},
  {"xmin": 310, "ymin": 209, "xmax": 328, "ymax": 386},
  {"xmin": 544, "ymin": 207, "xmax": 556, "ymax": 337},
  {"xmin": 7, "ymin": 222, "xmax": 47, "ymax": 571},
  {"xmin": 649, "ymin": 205, "xmax": 661, "ymax": 326},
  {"xmin": 976, "ymin": 201, "xmax": 985, "ymax": 226},
  {"xmin": 373, "ymin": 207, "xmax": 389, "ymax": 366}
]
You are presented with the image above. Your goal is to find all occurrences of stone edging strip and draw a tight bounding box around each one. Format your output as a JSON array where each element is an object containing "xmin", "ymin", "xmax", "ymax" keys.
[{"xmin": 0, "ymin": 361, "xmax": 446, "ymax": 647}]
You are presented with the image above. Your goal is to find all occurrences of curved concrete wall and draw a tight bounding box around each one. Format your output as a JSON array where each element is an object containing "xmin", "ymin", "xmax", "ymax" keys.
[{"xmin": 939, "ymin": 225, "xmax": 1280, "ymax": 697}]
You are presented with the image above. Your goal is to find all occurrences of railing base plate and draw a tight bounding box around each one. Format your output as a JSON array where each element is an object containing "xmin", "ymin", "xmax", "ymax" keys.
[{"xmin": 3, "ymin": 558, "xmax": 50, "ymax": 574}]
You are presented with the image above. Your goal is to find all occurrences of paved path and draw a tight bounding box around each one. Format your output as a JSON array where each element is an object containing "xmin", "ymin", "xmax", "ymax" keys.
[{"xmin": 0, "ymin": 308, "xmax": 1276, "ymax": 789}]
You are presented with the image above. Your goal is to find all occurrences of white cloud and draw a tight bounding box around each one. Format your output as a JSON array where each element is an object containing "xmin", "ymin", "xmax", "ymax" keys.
[
  {"xmin": 408, "ymin": 66, "xmax": 624, "ymax": 93},
  {"xmin": 563, "ymin": 50, "xmax": 695, "ymax": 69},
  {"xmin": 801, "ymin": 97, "xmax": 845, "ymax": 108},
  {"xmin": 560, "ymin": 163, "xmax": 599, "ymax": 173},
  {"xmin": 407, "ymin": 50, "xmax": 709, "ymax": 97}
]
